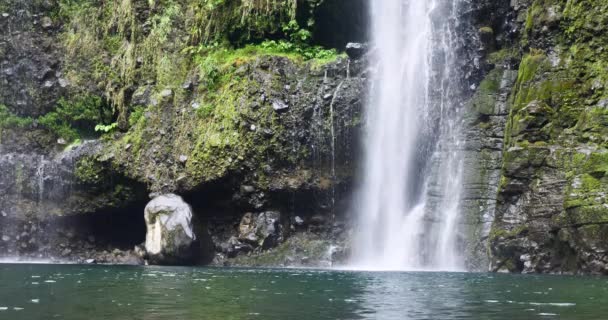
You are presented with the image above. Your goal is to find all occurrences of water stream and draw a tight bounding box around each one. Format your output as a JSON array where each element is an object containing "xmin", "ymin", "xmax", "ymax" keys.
[{"xmin": 351, "ymin": 0, "xmax": 466, "ymax": 271}]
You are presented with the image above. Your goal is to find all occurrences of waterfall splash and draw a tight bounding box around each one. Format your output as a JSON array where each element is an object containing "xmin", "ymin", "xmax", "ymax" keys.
[{"xmin": 351, "ymin": 0, "xmax": 466, "ymax": 271}]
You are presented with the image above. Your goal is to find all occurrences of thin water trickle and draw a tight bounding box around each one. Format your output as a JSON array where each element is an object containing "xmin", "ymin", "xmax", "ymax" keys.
[
  {"xmin": 351, "ymin": 0, "xmax": 466, "ymax": 271},
  {"xmin": 346, "ymin": 60, "xmax": 351, "ymax": 79},
  {"xmin": 35, "ymin": 155, "xmax": 45, "ymax": 203},
  {"xmin": 329, "ymin": 81, "xmax": 344, "ymax": 215}
]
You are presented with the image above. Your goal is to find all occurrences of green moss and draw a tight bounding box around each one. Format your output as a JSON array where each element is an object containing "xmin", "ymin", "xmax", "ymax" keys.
[
  {"xmin": 510, "ymin": 52, "xmax": 551, "ymax": 114},
  {"xmin": 75, "ymin": 156, "xmax": 106, "ymax": 185},
  {"xmin": 471, "ymin": 69, "xmax": 502, "ymax": 116},
  {"xmin": 183, "ymin": 71, "xmax": 273, "ymax": 183},
  {"xmin": 479, "ymin": 26, "xmax": 493, "ymax": 34},
  {"xmin": 489, "ymin": 224, "xmax": 529, "ymax": 241},
  {"xmin": 525, "ymin": 1, "xmax": 543, "ymax": 33},
  {"xmin": 583, "ymin": 152, "xmax": 608, "ymax": 177},
  {"xmin": 58, "ymin": 0, "xmax": 319, "ymax": 126},
  {"xmin": 563, "ymin": 0, "xmax": 608, "ymax": 41},
  {"xmin": 494, "ymin": 0, "xmax": 608, "ymax": 269},
  {"xmin": 565, "ymin": 205, "xmax": 608, "ymax": 226}
]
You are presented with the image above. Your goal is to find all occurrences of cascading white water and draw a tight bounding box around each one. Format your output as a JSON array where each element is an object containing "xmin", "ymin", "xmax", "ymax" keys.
[{"xmin": 351, "ymin": 0, "xmax": 466, "ymax": 271}]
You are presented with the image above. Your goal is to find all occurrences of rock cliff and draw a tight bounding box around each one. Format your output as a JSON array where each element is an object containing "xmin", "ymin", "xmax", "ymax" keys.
[{"xmin": 1, "ymin": 0, "xmax": 607, "ymax": 273}]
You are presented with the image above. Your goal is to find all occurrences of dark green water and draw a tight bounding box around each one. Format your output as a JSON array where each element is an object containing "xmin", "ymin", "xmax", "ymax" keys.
[{"xmin": 0, "ymin": 264, "xmax": 607, "ymax": 319}]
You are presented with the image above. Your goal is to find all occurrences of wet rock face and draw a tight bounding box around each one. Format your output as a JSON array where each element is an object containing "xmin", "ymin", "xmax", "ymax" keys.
[
  {"xmin": 0, "ymin": 141, "xmax": 144, "ymax": 220},
  {"xmin": 0, "ymin": 0, "xmax": 65, "ymax": 116},
  {"xmin": 112, "ymin": 55, "xmax": 366, "ymax": 196},
  {"xmin": 485, "ymin": 0, "xmax": 608, "ymax": 275},
  {"xmin": 0, "ymin": 211, "xmax": 146, "ymax": 264},
  {"xmin": 144, "ymin": 194, "xmax": 198, "ymax": 265}
]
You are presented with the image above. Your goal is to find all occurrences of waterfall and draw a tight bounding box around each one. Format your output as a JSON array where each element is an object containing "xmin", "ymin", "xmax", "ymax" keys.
[{"xmin": 351, "ymin": 0, "xmax": 466, "ymax": 271}]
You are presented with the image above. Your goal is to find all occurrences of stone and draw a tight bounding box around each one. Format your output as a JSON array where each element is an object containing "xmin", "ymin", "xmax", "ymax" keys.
[
  {"xmin": 238, "ymin": 213, "xmax": 257, "ymax": 243},
  {"xmin": 345, "ymin": 42, "xmax": 367, "ymax": 59},
  {"xmin": 1, "ymin": 235, "xmax": 10, "ymax": 242},
  {"xmin": 160, "ymin": 89, "xmax": 173, "ymax": 98},
  {"xmin": 178, "ymin": 155, "xmax": 188, "ymax": 163},
  {"xmin": 41, "ymin": 17, "xmax": 52, "ymax": 29},
  {"xmin": 132, "ymin": 86, "xmax": 151, "ymax": 105},
  {"xmin": 294, "ymin": 216, "xmax": 304, "ymax": 226},
  {"xmin": 58, "ymin": 78, "xmax": 69, "ymax": 88},
  {"xmin": 237, "ymin": 211, "xmax": 284, "ymax": 249},
  {"xmin": 144, "ymin": 194, "xmax": 197, "ymax": 265},
  {"xmin": 240, "ymin": 185, "xmax": 255, "ymax": 194},
  {"xmin": 272, "ymin": 100, "xmax": 289, "ymax": 112}
]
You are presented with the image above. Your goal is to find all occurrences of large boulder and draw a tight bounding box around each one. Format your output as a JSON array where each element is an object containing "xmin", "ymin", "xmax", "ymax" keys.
[{"xmin": 144, "ymin": 194, "xmax": 197, "ymax": 265}]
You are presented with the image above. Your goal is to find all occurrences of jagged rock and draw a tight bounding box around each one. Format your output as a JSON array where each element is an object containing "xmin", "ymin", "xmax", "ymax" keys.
[
  {"xmin": 132, "ymin": 86, "xmax": 152, "ymax": 105},
  {"xmin": 144, "ymin": 194, "xmax": 197, "ymax": 265},
  {"xmin": 271, "ymin": 99, "xmax": 289, "ymax": 112},
  {"xmin": 345, "ymin": 42, "xmax": 367, "ymax": 59},
  {"xmin": 238, "ymin": 211, "xmax": 285, "ymax": 249}
]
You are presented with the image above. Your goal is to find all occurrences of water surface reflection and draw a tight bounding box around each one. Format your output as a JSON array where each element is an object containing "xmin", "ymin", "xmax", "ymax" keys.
[{"xmin": 0, "ymin": 265, "xmax": 607, "ymax": 319}]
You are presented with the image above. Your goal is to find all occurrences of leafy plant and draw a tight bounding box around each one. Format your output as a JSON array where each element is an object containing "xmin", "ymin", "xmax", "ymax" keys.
[
  {"xmin": 38, "ymin": 95, "xmax": 113, "ymax": 141},
  {"xmin": 95, "ymin": 122, "xmax": 118, "ymax": 133},
  {"xmin": 128, "ymin": 105, "xmax": 146, "ymax": 127},
  {"xmin": 259, "ymin": 40, "xmax": 338, "ymax": 60},
  {"xmin": 0, "ymin": 104, "xmax": 33, "ymax": 129}
]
